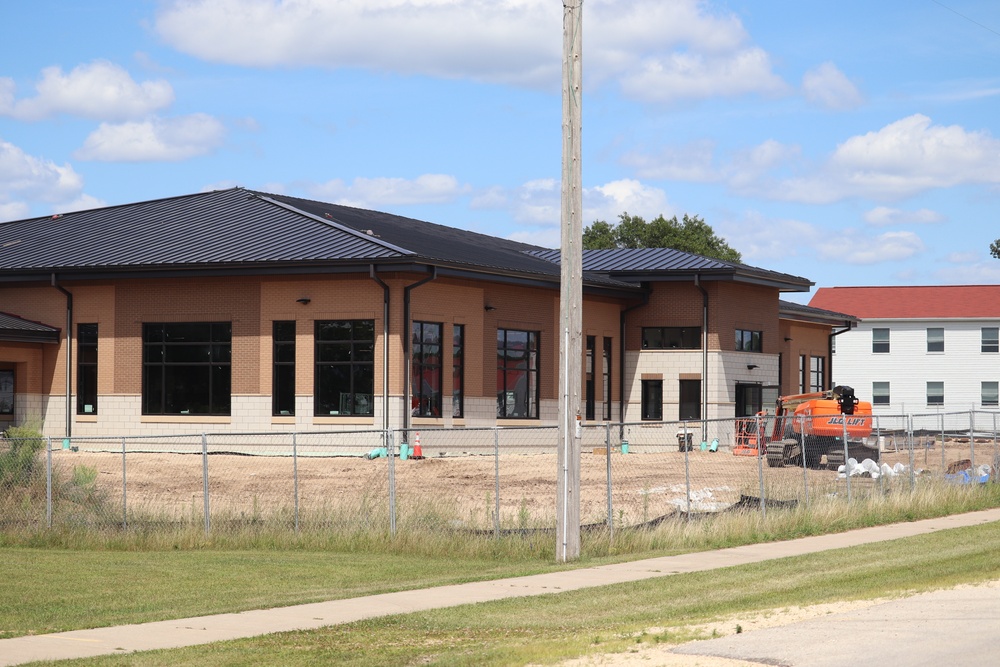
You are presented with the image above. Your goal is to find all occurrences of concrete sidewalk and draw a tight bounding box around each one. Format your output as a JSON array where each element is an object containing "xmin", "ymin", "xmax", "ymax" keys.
[{"xmin": 3, "ymin": 508, "xmax": 999, "ymax": 666}]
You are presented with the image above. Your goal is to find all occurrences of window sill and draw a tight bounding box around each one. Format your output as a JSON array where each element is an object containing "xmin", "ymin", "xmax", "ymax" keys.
[
  {"xmin": 271, "ymin": 416, "xmax": 296, "ymax": 425},
  {"xmin": 140, "ymin": 415, "xmax": 232, "ymax": 424},
  {"xmin": 313, "ymin": 416, "xmax": 374, "ymax": 426},
  {"xmin": 497, "ymin": 419, "xmax": 541, "ymax": 426},
  {"xmin": 75, "ymin": 415, "xmax": 98, "ymax": 423}
]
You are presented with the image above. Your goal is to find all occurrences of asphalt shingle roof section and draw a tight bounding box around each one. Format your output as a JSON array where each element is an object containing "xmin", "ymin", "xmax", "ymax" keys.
[
  {"xmin": 0, "ymin": 312, "xmax": 60, "ymax": 343},
  {"xmin": 529, "ymin": 247, "xmax": 812, "ymax": 291},
  {"xmin": 810, "ymin": 285, "xmax": 1000, "ymax": 319}
]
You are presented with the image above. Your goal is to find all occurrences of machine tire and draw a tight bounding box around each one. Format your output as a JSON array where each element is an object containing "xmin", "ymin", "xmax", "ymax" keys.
[
  {"xmin": 766, "ymin": 438, "xmax": 801, "ymax": 467},
  {"xmin": 825, "ymin": 447, "xmax": 846, "ymax": 470}
]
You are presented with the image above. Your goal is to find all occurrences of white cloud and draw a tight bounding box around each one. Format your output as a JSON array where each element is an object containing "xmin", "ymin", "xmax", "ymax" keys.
[
  {"xmin": 801, "ymin": 62, "xmax": 863, "ymax": 111},
  {"xmin": 154, "ymin": 0, "xmax": 786, "ymax": 101},
  {"xmin": 816, "ymin": 230, "xmax": 925, "ymax": 265},
  {"xmin": 0, "ymin": 61, "xmax": 173, "ymax": 121},
  {"xmin": 73, "ymin": 114, "xmax": 226, "ymax": 162},
  {"xmin": 0, "ymin": 139, "xmax": 83, "ymax": 202},
  {"xmin": 717, "ymin": 214, "xmax": 822, "ymax": 262},
  {"xmin": 0, "ymin": 200, "xmax": 29, "ymax": 223},
  {"xmin": 54, "ymin": 194, "xmax": 107, "ymax": 215},
  {"xmin": 864, "ymin": 206, "xmax": 945, "ymax": 226},
  {"xmin": 308, "ymin": 174, "xmax": 470, "ymax": 207},
  {"xmin": 621, "ymin": 140, "xmax": 720, "ymax": 181}
]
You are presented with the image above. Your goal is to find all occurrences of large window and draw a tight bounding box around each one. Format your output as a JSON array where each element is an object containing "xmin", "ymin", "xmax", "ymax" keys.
[
  {"xmin": 927, "ymin": 381, "xmax": 944, "ymax": 407},
  {"xmin": 983, "ymin": 328, "xmax": 999, "ymax": 353},
  {"xmin": 872, "ymin": 381, "xmax": 890, "ymax": 406},
  {"xmin": 642, "ymin": 327, "xmax": 701, "ymax": 350},
  {"xmin": 809, "ymin": 356, "xmax": 825, "ymax": 392},
  {"xmin": 798, "ymin": 355, "xmax": 807, "ymax": 393},
  {"xmin": 143, "ymin": 322, "xmax": 231, "ymax": 415},
  {"xmin": 602, "ymin": 337, "xmax": 612, "ymax": 421},
  {"xmin": 315, "ymin": 320, "xmax": 375, "ymax": 416},
  {"xmin": 272, "ymin": 321, "xmax": 295, "ymax": 416},
  {"xmin": 412, "ymin": 321, "xmax": 442, "ymax": 417},
  {"xmin": 585, "ymin": 336, "xmax": 596, "ymax": 421},
  {"xmin": 926, "ymin": 327, "xmax": 944, "ymax": 353},
  {"xmin": 982, "ymin": 382, "xmax": 999, "ymax": 408},
  {"xmin": 872, "ymin": 328, "xmax": 890, "ymax": 354},
  {"xmin": 496, "ymin": 329, "xmax": 538, "ymax": 419},
  {"xmin": 736, "ymin": 329, "xmax": 762, "ymax": 352},
  {"xmin": 77, "ymin": 323, "xmax": 98, "ymax": 415},
  {"xmin": 679, "ymin": 379, "xmax": 700, "ymax": 421},
  {"xmin": 641, "ymin": 379, "xmax": 662, "ymax": 421},
  {"xmin": 452, "ymin": 324, "xmax": 464, "ymax": 418},
  {"xmin": 0, "ymin": 369, "xmax": 13, "ymax": 416}
]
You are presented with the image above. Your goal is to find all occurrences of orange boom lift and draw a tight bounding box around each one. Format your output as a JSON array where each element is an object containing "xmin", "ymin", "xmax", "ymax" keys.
[{"xmin": 733, "ymin": 385, "xmax": 878, "ymax": 469}]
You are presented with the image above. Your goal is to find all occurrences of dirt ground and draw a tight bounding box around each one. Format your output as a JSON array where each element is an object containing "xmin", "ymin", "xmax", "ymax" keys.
[{"xmin": 47, "ymin": 438, "xmax": 997, "ymax": 529}]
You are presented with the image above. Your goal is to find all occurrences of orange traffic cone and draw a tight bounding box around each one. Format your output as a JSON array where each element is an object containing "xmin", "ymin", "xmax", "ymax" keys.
[{"xmin": 412, "ymin": 431, "xmax": 424, "ymax": 459}]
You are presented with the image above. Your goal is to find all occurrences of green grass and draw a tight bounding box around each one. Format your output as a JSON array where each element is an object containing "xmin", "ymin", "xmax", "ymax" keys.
[{"xmin": 24, "ymin": 519, "xmax": 1000, "ymax": 666}]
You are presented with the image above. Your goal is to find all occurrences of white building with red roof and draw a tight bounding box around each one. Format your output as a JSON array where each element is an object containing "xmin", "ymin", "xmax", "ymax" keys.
[{"xmin": 809, "ymin": 286, "xmax": 1000, "ymax": 424}]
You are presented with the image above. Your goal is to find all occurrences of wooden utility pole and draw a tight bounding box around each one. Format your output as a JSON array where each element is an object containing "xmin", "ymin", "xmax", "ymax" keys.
[{"xmin": 557, "ymin": 0, "xmax": 583, "ymax": 562}]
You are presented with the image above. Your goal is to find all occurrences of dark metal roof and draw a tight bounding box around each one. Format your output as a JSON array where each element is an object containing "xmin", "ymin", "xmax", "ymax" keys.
[
  {"xmin": 529, "ymin": 247, "xmax": 812, "ymax": 291},
  {"xmin": 0, "ymin": 312, "xmax": 60, "ymax": 343},
  {"xmin": 779, "ymin": 299, "xmax": 858, "ymax": 326}
]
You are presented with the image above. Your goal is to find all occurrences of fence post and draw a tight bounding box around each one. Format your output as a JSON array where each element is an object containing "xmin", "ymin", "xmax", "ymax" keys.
[
  {"xmin": 388, "ymin": 429, "xmax": 396, "ymax": 536},
  {"xmin": 940, "ymin": 414, "xmax": 945, "ymax": 475},
  {"xmin": 683, "ymin": 422, "xmax": 691, "ymax": 518},
  {"xmin": 908, "ymin": 417, "xmax": 916, "ymax": 491},
  {"xmin": 994, "ymin": 412, "xmax": 999, "ymax": 484},
  {"xmin": 969, "ymin": 410, "xmax": 976, "ymax": 471},
  {"xmin": 292, "ymin": 432, "xmax": 299, "ymax": 534},
  {"xmin": 605, "ymin": 422, "xmax": 613, "ymax": 536},
  {"xmin": 799, "ymin": 415, "xmax": 808, "ymax": 507},
  {"xmin": 494, "ymin": 426, "xmax": 500, "ymax": 540},
  {"xmin": 756, "ymin": 415, "xmax": 766, "ymax": 519},
  {"xmin": 46, "ymin": 436, "xmax": 53, "ymax": 529},
  {"xmin": 121, "ymin": 437, "xmax": 127, "ymax": 530},
  {"xmin": 201, "ymin": 433, "xmax": 210, "ymax": 535}
]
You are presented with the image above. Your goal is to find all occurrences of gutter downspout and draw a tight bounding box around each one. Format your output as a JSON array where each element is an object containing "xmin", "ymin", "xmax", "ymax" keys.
[
  {"xmin": 402, "ymin": 268, "xmax": 438, "ymax": 432},
  {"xmin": 695, "ymin": 275, "xmax": 709, "ymax": 437},
  {"xmin": 369, "ymin": 267, "xmax": 391, "ymax": 431},
  {"xmin": 51, "ymin": 274, "xmax": 73, "ymax": 439},
  {"xmin": 828, "ymin": 321, "xmax": 855, "ymax": 390},
  {"xmin": 618, "ymin": 287, "xmax": 649, "ymax": 431}
]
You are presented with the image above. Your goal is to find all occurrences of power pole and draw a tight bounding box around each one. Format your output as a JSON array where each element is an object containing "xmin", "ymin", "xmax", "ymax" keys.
[{"xmin": 557, "ymin": 0, "xmax": 583, "ymax": 563}]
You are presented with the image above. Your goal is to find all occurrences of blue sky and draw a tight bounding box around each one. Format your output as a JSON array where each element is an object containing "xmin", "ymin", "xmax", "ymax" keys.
[{"xmin": 2, "ymin": 1, "xmax": 1000, "ymax": 302}]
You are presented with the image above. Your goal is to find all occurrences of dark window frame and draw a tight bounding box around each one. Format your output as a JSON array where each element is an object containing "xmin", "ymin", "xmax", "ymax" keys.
[
  {"xmin": 602, "ymin": 337, "xmax": 613, "ymax": 421},
  {"xmin": 641, "ymin": 379, "xmax": 662, "ymax": 421},
  {"xmin": 679, "ymin": 379, "xmax": 700, "ymax": 421},
  {"xmin": 927, "ymin": 381, "xmax": 945, "ymax": 406},
  {"xmin": 77, "ymin": 323, "xmax": 98, "ymax": 415},
  {"xmin": 452, "ymin": 324, "xmax": 464, "ymax": 418},
  {"xmin": 736, "ymin": 329, "xmax": 763, "ymax": 352},
  {"xmin": 272, "ymin": 321, "xmax": 295, "ymax": 416},
  {"xmin": 642, "ymin": 326, "xmax": 702, "ymax": 350},
  {"xmin": 142, "ymin": 322, "xmax": 232, "ymax": 416},
  {"xmin": 496, "ymin": 328, "xmax": 539, "ymax": 419},
  {"xmin": 982, "ymin": 381, "xmax": 999, "ymax": 408},
  {"xmin": 314, "ymin": 320, "xmax": 375, "ymax": 417},
  {"xmin": 872, "ymin": 328, "xmax": 890, "ymax": 354},
  {"xmin": 0, "ymin": 368, "xmax": 13, "ymax": 416},
  {"xmin": 926, "ymin": 327, "xmax": 944, "ymax": 353},
  {"xmin": 872, "ymin": 381, "xmax": 890, "ymax": 406},
  {"xmin": 585, "ymin": 336, "xmax": 596, "ymax": 421},
  {"xmin": 809, "ymin": 356, "xmax": 825, "ymax": 392},
  {"xmin": 412, "ymin": 321, "xmax": 443, "ymax": 418},
  {"xmin": 982, "ymin": 327, "xmax": 999, "ymax": 353}
]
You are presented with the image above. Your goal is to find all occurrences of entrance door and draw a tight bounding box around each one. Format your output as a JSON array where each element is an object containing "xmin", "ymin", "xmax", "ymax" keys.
[
  {"xmin": 735, "ymin": 382, "xmax": 762, "ymax": 417},
  {"xmin": 0, "ymin": 369, "xmax": 14, "ymax": 431}
]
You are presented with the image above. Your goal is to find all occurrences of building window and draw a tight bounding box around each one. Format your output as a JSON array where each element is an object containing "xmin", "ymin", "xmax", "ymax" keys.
[
  {"xmin": 982, "ymin": 328, "xmax": 999, "ymax": 353},
  {"xmin": 0, "ymin": 369, "xmax": 13, "ymax": 416},
  {"xmin": 77, "ymin": 323, "xmax": 98, "ymax": 415},
  {"xmin": 679, "ymin": 379, "xmax": 700, "ymax": 421},
  {"xmin": 452, "ymin": 324, "xmax": 464, "ymax": 418},
  {"xmin": 809, "ymin": 356, "xmax": 825, "ymax": 392},
  {"xmin": 496, "ymin": 329, "xmax": 538, "ymax": 419},
  {"xmin": 142, "ymin": 322, "xmax": 231, "ymax": 416},
  {"xmin": 315, "ymin": 320, "xmax": 375, "ymax": 416},
  {"xmin": 642, "ymin": 327, "xmax": 701, "ymax": 350},
  {"xmin": 412, "ymin": 321, "xmax": 442, "ymax": 418},
  {"xmin": 872, "ymin": 381, "xmax": 890, "ymax": 406},
  {"xmin": 926, "ymin": 327, "xmax": 944, "ymax": 353},
  {"xmin": 585, "ymin": 336, "xmax": 596, "ymax": 421},
  {"xmin": 798, "ymin": 355, "xmax": 807, "ymax": 393},
  {"xmin": 602, "ymin": 337, "xmax": 612, "ymax": 421},
  {"xmin": 736, "ymin": 329, "xmax": 762, "ymax": 352},
  {"xmin": 641, "ymin": 379, "xmax": 662, "ymax": 421},
  {"xmin": 982, "ymin": 382, "xmax": 999, "ymax": 408},
  {"xmin": 927, "ymin": 381, "xmax": 944, "ymax": 406},
  {"xmin": 272, "ymin": 321, "xmax": 295, "ymax": 416},
  {"xmin": 872, "ymin": 328, "xmax": 890, "ymax": 354}
]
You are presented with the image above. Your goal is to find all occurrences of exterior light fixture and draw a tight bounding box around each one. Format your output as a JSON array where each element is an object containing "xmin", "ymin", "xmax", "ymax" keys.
[{"xmin": 296, "ymin": 298, "xmax": 311, "ymax": 305}]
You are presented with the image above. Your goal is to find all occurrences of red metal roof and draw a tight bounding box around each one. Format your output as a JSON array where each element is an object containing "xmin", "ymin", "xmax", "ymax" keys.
[{"xmin": 809, "ymin": 285, "xmax": 1000, "ymax": 319}]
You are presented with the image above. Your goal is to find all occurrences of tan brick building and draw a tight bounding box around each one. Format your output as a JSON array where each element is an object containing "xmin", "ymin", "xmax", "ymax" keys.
[{"xmin": 0, "ymin": 188, "xmax": 846, "ymax": 439}]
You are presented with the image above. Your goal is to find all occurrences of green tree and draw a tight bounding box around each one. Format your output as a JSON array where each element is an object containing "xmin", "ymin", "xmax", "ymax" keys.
[
  {"xmin": 582, "ymin": 212, "xmax": 742, "ymax": 262},
  {"xmin": 991, "ymin": 238, "xmax": 1000, "ymax": 259}
]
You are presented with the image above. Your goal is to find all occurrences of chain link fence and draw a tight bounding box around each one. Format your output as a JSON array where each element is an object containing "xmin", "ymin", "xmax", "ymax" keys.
[{"xmin": 2, "ymin": 411, "xmax": 998, "ymax": 536}]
